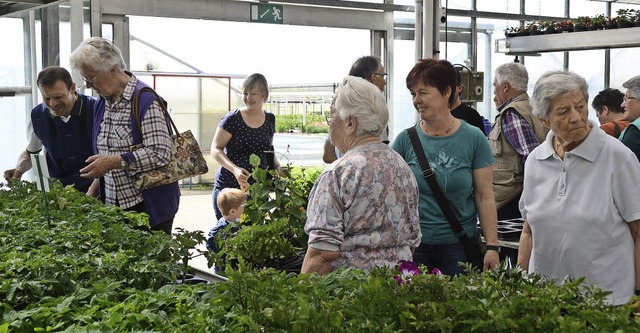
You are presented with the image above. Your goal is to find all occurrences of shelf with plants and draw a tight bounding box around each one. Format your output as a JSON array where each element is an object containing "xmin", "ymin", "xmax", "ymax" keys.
[{"xmin": 498, "ymin": 9, "xmax": 640, "ymax": 54}]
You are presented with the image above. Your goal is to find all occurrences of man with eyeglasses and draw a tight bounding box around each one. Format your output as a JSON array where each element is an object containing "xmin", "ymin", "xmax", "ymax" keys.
[
  {"xmin": 323, "ymin": 55, "xmax": 390, "ymax": 163},
  {"xmin": 619, "ymin": 75, "xmax": 640, "ymax": 162},
  {"xmin": 3, "ymin": 66, "xmax": 96, "ymax": 193}
]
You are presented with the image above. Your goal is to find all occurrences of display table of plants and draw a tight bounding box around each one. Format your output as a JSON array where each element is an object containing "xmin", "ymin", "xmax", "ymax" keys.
[{"xmin": 2, "ymin": 177, "xmax": 640, "ymax": 331}]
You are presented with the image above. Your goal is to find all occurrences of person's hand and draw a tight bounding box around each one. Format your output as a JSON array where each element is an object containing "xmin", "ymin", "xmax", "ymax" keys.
[
  {"xmin": 4, "ymin": 168, "xmax": 23, "ymax": 182},
  {"xmin": 80, "ymin": 155, "xmax": 119, "ymax": 179},
  {"xmin": 86, "ymin": 179, "xmax": 100, "ymax": 198},
  {"xmin": 483, "ymin": 249, "xmax": 500, "ymax": 271},
  {"xmin": 233, "ymin": 167, "xmax": 251, "ymax": 190}
]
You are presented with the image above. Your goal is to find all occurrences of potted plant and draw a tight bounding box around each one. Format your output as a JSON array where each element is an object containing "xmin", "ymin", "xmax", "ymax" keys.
[
  {"xmin": 589, "ymin": 14, "xmax": 605, "ymax": 30},
  {"xmin": 504, "ymin": 26, "xmax": 521, "ymax": 37},
  {"xmin": 541, "ymin": 20, "xmax": 558, "ymax": 34},
  {"xmin": 617, "ymin": 8, "xmax": 635, "ymax": 28},
  {"xmin": 605, "ymin": 16, "xmax": 618, "ymax": 30},
  {"xmin": 526, "ymin": 21, "xmax": 542, "ymax": 35},
  {"xmin": 573, "ymin": 16, "xmax": 590, "ymax": 32},
  {"xmin": 557, "ymin": 20, "xmax": 574, "ymax": 33}
]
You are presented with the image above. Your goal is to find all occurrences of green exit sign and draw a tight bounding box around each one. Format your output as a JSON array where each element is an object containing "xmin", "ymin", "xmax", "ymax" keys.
[{"xmin": 250, "ymin": 4, "xmax": 284, "ymax": 24}]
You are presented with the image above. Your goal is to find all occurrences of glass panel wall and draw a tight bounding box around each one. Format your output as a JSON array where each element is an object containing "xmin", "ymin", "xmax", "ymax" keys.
[
  {"xmin": 0, "ymin": 17, "xmax": 29, "ymax": 178},
  {"xmin": 568, "ymin": 49, "xmax": 605, "ymax": 122}
]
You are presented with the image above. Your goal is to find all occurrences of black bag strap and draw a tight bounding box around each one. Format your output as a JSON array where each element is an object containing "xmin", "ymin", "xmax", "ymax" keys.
[
  {"xmin": 407, "ymin": 126, "xmax": 470, "ymax": 242},
  {"xmin": 613, "ymin": 121, "xmax": 621, "ymax": 137}
]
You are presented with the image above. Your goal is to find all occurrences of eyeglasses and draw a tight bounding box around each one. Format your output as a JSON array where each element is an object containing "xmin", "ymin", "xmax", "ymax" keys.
[
  {"xmin": 373, "ymin": 72, "xmax": 387, "ymax": 79},
  {"xmin": 624, "ymin": 96, "xmax": 637, "ymax": 103},
  {"xmin": 81, "ymin": 70, "xmax": 105, "ymax": 86},
  {"xmin": 325, "ymin": 115, "xmax": 334, "ymax": 125}
]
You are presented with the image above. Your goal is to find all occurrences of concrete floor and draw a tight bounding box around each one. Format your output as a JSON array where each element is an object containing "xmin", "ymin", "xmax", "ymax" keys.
[{"xmin": 172, "ymin": 189, "xmax": 217, "ymax": 273}]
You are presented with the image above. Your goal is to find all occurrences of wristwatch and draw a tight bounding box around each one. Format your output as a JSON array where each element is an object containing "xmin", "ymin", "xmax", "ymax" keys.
[
  {"xmin": 486, "ymin": 245, "xmax": 500, "ymax": 253},
  {"xmin": 120, "ymin": 155, "xmax": 130, "ymax": 170}
]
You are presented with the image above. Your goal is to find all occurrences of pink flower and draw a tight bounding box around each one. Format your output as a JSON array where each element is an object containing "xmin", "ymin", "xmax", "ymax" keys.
[{"xmin": 430, "ymin": 268, "xmax": 443, "ymax": 275}]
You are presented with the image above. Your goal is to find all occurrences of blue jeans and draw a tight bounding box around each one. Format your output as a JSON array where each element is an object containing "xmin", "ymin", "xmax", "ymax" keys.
[
  {"xmin": 212, "ymin": 187, "xmax": 223, "ymax": 220},
  {"xmin": 413, "ymin": 242, "xmax": 468, "ymax": 276}
]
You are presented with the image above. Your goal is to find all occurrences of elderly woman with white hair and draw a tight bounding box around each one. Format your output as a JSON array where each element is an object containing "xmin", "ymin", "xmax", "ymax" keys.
[
  {"xmin": 301, "ymin": 76, "xmax": 422, "ymax": 275},
  {"xmin": 518, "ymin": 70, "xmax": 640, "ymax": 305},
  {"xmin": 619, "ymin": 75, "xmax": 640, "ymax": 162},
  {"xmin": 70, "ymin": 37, "xmax": 179, "ymax": 234}
]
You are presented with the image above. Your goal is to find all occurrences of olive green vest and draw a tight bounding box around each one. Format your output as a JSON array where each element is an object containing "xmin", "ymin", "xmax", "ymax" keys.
[{"xmin": 488, "ymin": 93, "xmax": 547, "ymax": 209}]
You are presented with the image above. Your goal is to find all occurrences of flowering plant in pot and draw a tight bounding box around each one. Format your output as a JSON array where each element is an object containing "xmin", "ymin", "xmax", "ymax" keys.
[
  {"xmin": 589, "ymin": 14, "xmax": 605, "ymax": 30},
  {"xmin": 605, "ymin": 16, "xmax": 618, "ymax": 30},
  {"xmin": 526, "ymin": 21, "xmax": 542, "ymax": 35},
  {"xmin": 541, "ymin": 20, "xmax": 559, "ymax": 34},
  {"xmin": 573, "ymin": 16, "xmax": 590, "ymax": 31},
  {"xmin": 556, "ymin": 20, "xmax": 574, "ymax": 33}
]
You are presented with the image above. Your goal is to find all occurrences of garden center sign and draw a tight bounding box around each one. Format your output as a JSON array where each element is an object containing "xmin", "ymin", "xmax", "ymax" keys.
[{"xmin": 250, "ymin": 4, "xmax": 284, "ymax": 24}]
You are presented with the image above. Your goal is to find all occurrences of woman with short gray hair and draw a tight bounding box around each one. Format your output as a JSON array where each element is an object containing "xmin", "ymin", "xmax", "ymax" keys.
[
  {"xmin": 619, "ymin": 75, "xmax": 640, "ymax": 162},
  {"xmin": 518, "ymin": 70, "xmax": 640, "ymax": 306},
  {"xmin": 70, "ymin": 37, "xmax": 179, "ymax": 234},
  {"xmin": 302, "ymin": 76, "xmax": 421, "ymax": 275}
]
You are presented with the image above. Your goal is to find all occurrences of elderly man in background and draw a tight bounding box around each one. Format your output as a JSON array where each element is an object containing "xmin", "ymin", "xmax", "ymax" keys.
[
  {"xmin": 4, "ymin": 66, "xmax": 96, "ymax": 193},
  {"xmin": 302, "ymin": 76, "xmax": 421, "ymax": 275},
  {"xmin": 592, "ymin": 88, "xmax": 628, "ymax": 137},
  {"xmin": 619, "ymin": 75, "xmax": 640, "ymax": 162},
  {"xmin": 518, "ymin": 70, "xmax": 640, "ymax": 306},
  {"xmin": 70, "ymin": 37, "xmax": 179, "ymax": 234},
  {"xmin": 323, "ymin": 55, "xmax": 389, "ymax": 164},
  {"xmin": 489, "ymin": 63, "xmax": 547, "ymax": 221}
]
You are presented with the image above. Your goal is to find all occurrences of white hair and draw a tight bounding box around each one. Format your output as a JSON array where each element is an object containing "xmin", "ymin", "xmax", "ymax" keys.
[
  {"xmin": 70, "ymin": 37, "xmax": 127, "ymax": 73},
  {"xmin": 334, "ymin": 76, "xmax": 388, "ymax": 137},
  {"xmin": 531, "ymin": 70, "xmax": 589, "ymax": 120},
  {"xmin": 495, "ymin": 62, "xmax": 528, "ymax": 91}
]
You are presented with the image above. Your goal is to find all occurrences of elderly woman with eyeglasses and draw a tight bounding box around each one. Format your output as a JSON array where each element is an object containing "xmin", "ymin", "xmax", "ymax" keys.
[
  {"xmin": 518, "ymin": 70, "xmax": 640, "ymax": 305},
  {"xmin": 619, "ymin": 75, "xmax": 640, "ymax": 162},
  {"xmin": 70, "ymin": 37, "xmax": 179, "ymax": 234},
  {"xmin": 301, "ymin": 76, "xmax": 421, "ymax": 275}
]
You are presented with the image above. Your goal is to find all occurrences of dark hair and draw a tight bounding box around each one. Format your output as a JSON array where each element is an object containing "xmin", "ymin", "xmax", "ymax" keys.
[
  {"xmin": 242, "ymin": 73, "xmax": 269, "ymax": 100},
  {"xmin": 406, "ymin": 58, "xmax": 457, "ymax": 107},
  {"xmin": 592, "ymin": 88, "xmax": 624, "ymax": 114},
  {"xmin": 348, "ymin": 56, "xmax": 381, "ymax": 82},
  {"xmin": 37, "ymin": 66, "xmax": 74, "ymax": 90}
]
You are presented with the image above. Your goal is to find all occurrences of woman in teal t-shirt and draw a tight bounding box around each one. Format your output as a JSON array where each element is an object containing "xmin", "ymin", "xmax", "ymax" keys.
[{"xmin": 391, "ymin": 58, "xmax": 499, "ymax": 276}]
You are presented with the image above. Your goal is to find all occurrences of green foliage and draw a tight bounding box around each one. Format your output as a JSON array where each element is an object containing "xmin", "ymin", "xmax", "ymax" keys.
[
  {"xmin": 211, "ymin": 156, "xmax": 321, "ymax": 271},
  {"xmin": 3, "ymin": 182, "xmax": 640, "ymax": 332},
  {"xmin": 0, "ymin": 181, "xmax": 211, "ymax": 331},
  {"xmin": 275, "ymin": 114, "xmax": 328, "ymax": 133}
]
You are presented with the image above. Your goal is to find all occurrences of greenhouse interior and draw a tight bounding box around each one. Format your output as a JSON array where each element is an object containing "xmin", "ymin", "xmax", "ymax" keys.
[{"xmin": 2, "ymin": 0, "xmax": 640, "ymax": 331}]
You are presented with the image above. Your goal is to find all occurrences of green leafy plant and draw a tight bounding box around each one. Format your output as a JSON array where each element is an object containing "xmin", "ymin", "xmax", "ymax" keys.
[
  {"xmin": 210, "ymin": 155, "xmax": 321, "ymax": 272},
  {"xmin": 2, "ymin": 182, "xmax": 640, "ymax": 333},
  {"xmin": 275, "ymin": 114, "xmax": 329, "ymax": 134}
]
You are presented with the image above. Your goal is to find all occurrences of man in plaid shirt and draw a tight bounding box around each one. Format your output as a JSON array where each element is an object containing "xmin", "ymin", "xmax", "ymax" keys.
[{"xmin": 488, "ymin": 63, "xmax": 547, "ymax": 221}]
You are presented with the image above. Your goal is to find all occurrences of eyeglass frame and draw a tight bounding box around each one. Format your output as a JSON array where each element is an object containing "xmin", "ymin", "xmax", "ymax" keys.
[
  {"xmin": 325, "ymin": 115, "xmax": 334, "ymax": 125},
  {"xmin": 623, "ymin": 96, "xmax": 637, "ymax": 103},
  {"xmin": 373, "ymin": 72, "xmax": 387, "ymax": 79},
  {"xmin": 81, "ymin": 69, "xmax": 106, "ymax": 86}
]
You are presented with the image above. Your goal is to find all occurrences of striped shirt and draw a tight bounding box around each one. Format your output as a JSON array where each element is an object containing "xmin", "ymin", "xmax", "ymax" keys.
[{"xmin": 96, "ymin": 74, "xmax": 172, "ymax": 209}]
